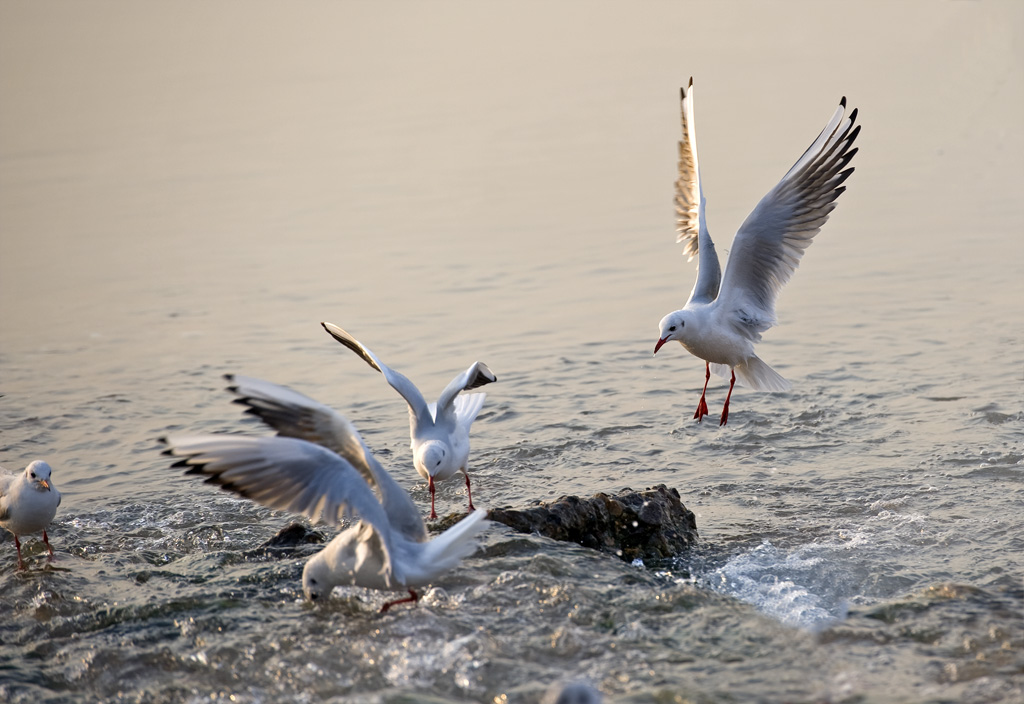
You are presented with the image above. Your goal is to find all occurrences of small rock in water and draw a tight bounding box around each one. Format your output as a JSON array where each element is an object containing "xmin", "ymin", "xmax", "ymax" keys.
[
  {"xmin": 260, "ymin": 523, "xmax": 326, "ymax": 548},
  {"xmin": 242, "ymin": 523, "xmax": 327, "ymax": 559},
  {"xmin": 485, "ymin": 484, "xmax": 698, "ymax": 562}
]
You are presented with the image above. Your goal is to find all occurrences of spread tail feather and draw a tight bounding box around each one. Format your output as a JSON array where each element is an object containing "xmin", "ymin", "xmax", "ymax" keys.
[
  {"xmin": 420, "ymin": 509, "xmax": 490, "ymax": 574},
  {"xmin": 710, "ymin": 356, "xmax": 791, "ymax": 391},
  {"xmin": 738, "ymin": 356, "xmax": 791, "ymax": 391}
]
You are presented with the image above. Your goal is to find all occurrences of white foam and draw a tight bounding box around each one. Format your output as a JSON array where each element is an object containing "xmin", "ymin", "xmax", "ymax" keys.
[{"xmin": 698, "ymin": 539, "xmax": 860, "ymax": 630}]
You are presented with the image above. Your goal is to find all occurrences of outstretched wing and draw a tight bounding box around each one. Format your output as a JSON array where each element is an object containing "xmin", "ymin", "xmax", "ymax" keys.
[
  {"xmin": 717, "ymin": 97, "xmax": 860, "ymax": 324},
  {"xmin": 320, "ymin": 322, "xmax": 433, "ymax": 429},
  {"xmin": 225, "ymin": 375, "xmax": 427, "ymax": 542},
  {"xmin": 433, "ymin": 362, "xmax": 496, "ymax": 428},
  {"xmin": 675, "ymin": 78, "xmax": 722, "ymax": 306},
  {"xmin": 162, "ymin": 433, "xmax": 399, "ymax": 579},
  {"xmin": 162, "ymin": 434, "xmax": 388, "ymax": 528}
]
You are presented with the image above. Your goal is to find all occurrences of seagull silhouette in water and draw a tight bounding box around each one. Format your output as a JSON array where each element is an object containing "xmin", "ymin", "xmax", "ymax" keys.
[
  {"xmin": 654, "ymin": 79, "xmax": 860, "ymax": 425},
  {"xmin": 321, "ymin": 322, "xmax": 496, "ymax": 519}
]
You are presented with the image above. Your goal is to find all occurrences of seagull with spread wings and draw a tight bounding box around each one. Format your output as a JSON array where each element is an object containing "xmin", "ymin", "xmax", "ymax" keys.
[
  {"xmin": 321, "ymin": 322, "xmax": 496, "ymax": 518},
  {"xmin": 654, "ymin": 79, "xmax": 860, "ymax": 425},
  {"xmin": 163, "ymin": 375, "xmax": 489, "ymax": 610}
]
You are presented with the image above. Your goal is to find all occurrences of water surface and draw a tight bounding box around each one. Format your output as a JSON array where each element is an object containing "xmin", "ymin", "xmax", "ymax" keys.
[{"xmin": 2, "ymin": 2, "xmax": 1022, "ymax": 702}]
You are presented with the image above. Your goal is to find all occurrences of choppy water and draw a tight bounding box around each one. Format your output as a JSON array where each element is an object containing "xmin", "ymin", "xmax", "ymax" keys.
[{"xmin": 2, "ymin": 2, "xmax": 1022, "ymax": 702}]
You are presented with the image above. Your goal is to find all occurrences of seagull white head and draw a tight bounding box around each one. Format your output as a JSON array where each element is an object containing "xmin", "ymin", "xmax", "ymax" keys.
[
  {"xmin": 414, "ymin": 440, "xmax": 449, "ymax": 478},
  {"xmin": 25, "ymin": 460, "xmax": 54, "ymax": 491},
  {"xmin": 655, "ymin": 310, "xmax": 697, "ymax": 355},
  {"xmin": 302, "ymin": 556, "xmax": 332, "ymax": 602}
]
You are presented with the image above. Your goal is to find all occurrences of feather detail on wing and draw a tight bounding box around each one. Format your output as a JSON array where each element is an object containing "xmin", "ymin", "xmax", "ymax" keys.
[
  {"xmin": 161, "ymin": 434, "xmax": 391, "ymax": 530},
  {"xmin": 717, "ymin": 98, "xmax": 860, "ymax": 321},
  {"xmin": 675, "ymin": 78, "xmax": 722, "ymax": 306},
  {"xmin": 224, "ymin": 375, "xmax": 427, "ymax": 542},
  {"xmin": 675, "ymin": 78, "xmax": 701, "ymax": 261},
  {"xmin": 434, "ymin": 362, "xmax": 496, "ymax": 426},
  {"xmin": 453, "ymin": 393, "xmax": 487, "ymax": 429},
  {"xmin": 321, "ymin": 322, "xmax": 433, "ymax": 426},
  {"xmin": 162, "ymin": 433, "xmax": 400, "ymax": 581}
]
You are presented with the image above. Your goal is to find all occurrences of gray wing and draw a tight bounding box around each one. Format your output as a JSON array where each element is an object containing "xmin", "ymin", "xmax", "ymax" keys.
[
  {"xmin": 717, "ymin": 98, "xmax": 860, "ymax": 323},
  {"xmin": 675, "ymin": 79, "xmax": 722, "ymax": 306},
  {"xmin": 321, "ymin": 322, "xmax": 433, "ymax": 430},
  {"xmin": 224, "ymin": 374, "xmax": 427, "ymax": 542},
  {"xmin": 0, "ymin": 469, "xmax": 13, "ymax": 520},
  {"xmin": 162, "ymin": 433, "xmax": 399, "ymax": 580},
  {"xmin": 433, "ymin": 362, "xmax": 496, "ymax": 428},
  {"xmin": 162, "ymin": 434, "xmax": 389, "ymax": 528},
  {"xmin": 0, "ymin": 473, "xmax": 9, "ymax": 520}
]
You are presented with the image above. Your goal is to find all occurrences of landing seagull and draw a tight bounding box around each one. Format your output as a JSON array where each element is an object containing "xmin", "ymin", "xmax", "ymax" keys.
[
  {"xmin": 321, "ymin": 322, "xmax": 496, "ymax": 519},
  {"xmin": 1, "ymin": 460, "xmax": 61, "ymax": 569},
  {"xmin": 654, "ymin": 79, "xmax": 860, "ymax": 425},
  {"xmin": 163, "ymin": 375, "xmax": 489, "ymax": 611}
]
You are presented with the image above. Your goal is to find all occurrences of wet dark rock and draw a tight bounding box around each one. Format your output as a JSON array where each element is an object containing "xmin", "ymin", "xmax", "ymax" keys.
[
  {"xmin": 243, "ymin": 523, "xmax": 326, "ymax": 560},
  {"xmin": 260, "ymin": 523, "xmax": 326, "ymax": 548},
  {"xmin": 484, "ymin": 484, "xmax": 698, "ymax": 562}
]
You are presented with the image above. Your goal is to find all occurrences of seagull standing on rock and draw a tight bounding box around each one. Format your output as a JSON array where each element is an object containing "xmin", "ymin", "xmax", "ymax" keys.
[
  {"xmin": 163, "ymin": 375, "xmax": 490, "ymax": 611},
  {"xmin": 654, "ymin": 79, "xmax": 860, "ymax": 425},
  {"xmin": 321, "ymin": 322, "xmax": 496, "ymax": 519},
  {"xmin": 1, "ymin": 460, "xmax": 61, "ymax": 570}
]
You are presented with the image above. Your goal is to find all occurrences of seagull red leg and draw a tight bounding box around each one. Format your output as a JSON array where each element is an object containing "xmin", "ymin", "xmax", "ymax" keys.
[
  {"xmin": 428, "ymin": 476, "xmax": 438, "ymax": 520},
  {"xmin": 694, "ymin": 362, "xmax": 711, "ymax": 422},
  {"xmin": 43, "ymin": 529, "xmax": 55, "ymax": 560},
  {"xmin": 463, "ymin": 471, "xmax": 475, "ymax": 512},
  {"xmin": 14, "ymin": 534, "xmax": 25, "ymax": 571},
  {"xmin": 380, "ymin": 589, "xmax": 419, "ymax": 613},
  {"xmin": 719, "ymin": 369, "xmax": 736, "ymax": 426}
]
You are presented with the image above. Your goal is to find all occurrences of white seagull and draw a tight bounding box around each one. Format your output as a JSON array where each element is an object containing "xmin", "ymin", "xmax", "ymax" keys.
[
  {"xmin": 321, "ymin": 322, "xmax": 496, "ymax": 519},
  {"xmin": 163, "ymin": 375, "xmax": 490, "ymax": 611},
  {"xmin": 653, "ymin": 79, "xmax": 860, "ymax": 425},
  {"xmin": 1, "ymin": 460, "xmax": 61, "ymax": 570}
]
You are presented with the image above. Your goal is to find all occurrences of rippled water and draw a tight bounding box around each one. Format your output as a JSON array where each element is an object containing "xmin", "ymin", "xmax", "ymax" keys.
[{"xmin": 2, "ymin": 2, "xmax": 1022, "ymax": 702}]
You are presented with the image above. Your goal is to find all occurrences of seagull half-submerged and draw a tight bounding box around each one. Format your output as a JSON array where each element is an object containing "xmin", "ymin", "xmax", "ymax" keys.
[
  {"xmin": 654, "ymin": 79, "xmax": 860, "ymax": 425},
  {"xmin": 321, "ymin": 322, "xmax": 496, "ymax": 519},
  {"xmin": 162, "ymin": 375, "xmax": 490, "ymax": 610}
]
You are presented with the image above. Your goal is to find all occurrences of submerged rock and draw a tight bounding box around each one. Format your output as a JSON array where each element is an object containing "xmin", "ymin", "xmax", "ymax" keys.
[
  {"xmin": 260, "ymin": 523, "xmax": 326, "ymax": 548},
  {"xmin": 243, "ymin": 522, "xmax": 326, "ymax": 560},
  {"xmin": 485, "ymin": 484, "xmax": 698, "ymax": 562}
]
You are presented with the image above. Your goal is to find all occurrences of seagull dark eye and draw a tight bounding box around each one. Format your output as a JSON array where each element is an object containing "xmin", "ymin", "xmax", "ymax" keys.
[{"xmin": 669, "ymin": 326, "xmax": 676, "ymax": 332}]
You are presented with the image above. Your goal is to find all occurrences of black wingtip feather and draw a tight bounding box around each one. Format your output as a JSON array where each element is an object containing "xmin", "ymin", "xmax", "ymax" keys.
[{"xmin": 840, "ymin": 96, "xmax": 847, "ymax": 108}]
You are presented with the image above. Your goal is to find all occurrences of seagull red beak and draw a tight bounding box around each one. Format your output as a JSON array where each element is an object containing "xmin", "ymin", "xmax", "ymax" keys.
[
  {"xmin": 40, "ymin": 479, "xmax": 51, "ymax": 491},
  {"xmin": 654, "ymin": 337, "xmax": 668, "ymax": 355}
]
